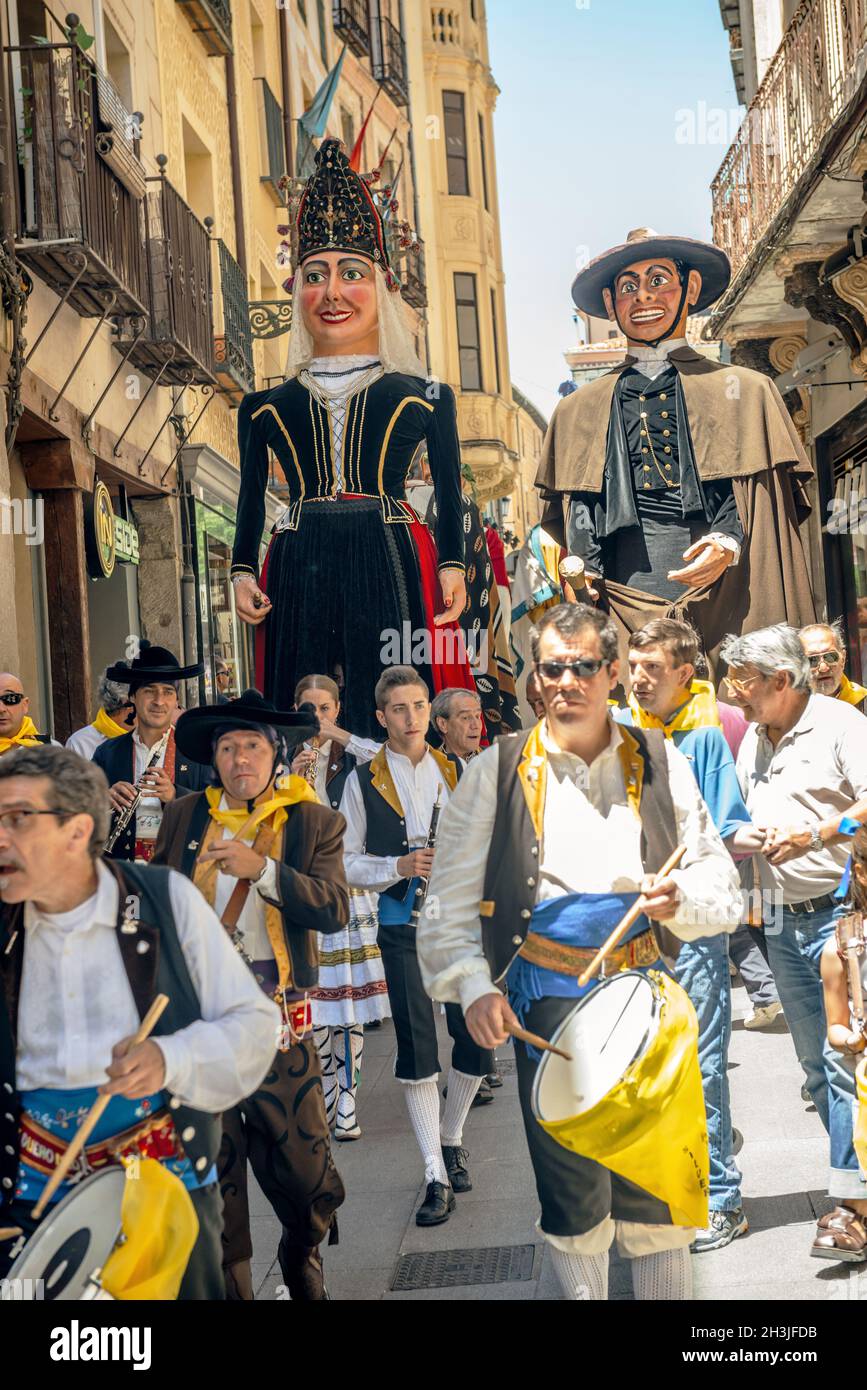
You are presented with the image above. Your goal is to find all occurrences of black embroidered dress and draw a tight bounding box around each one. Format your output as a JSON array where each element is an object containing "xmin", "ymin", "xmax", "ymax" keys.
[{"xmin": 231, "ymin": 371, "xmax": 465, "ymax": 738}]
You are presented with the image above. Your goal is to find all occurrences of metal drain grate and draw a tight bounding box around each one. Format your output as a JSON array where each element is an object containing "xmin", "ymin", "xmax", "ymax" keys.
[
  {"xmin": 494, "ymin": 1058, "xmax": 517, "ymax": 1075},
  {"xmin": 391, "ymin": 1244, "xmax": 535, "ymax": 1291}
]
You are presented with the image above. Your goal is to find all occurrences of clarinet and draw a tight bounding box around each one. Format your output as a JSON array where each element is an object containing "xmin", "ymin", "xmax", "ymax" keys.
[
  {"xmin": 105, "ymin": 729, "xmax": 171, "ymax": 853},
  {"xmin": 409, "ymin": 791, "xmax": 442, "ymax": 927}
]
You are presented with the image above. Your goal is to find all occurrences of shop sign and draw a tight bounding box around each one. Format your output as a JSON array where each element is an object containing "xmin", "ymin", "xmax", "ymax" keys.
[{"xmin": 84, "ymin": 483, "xmax": 140, "ymax": 579}]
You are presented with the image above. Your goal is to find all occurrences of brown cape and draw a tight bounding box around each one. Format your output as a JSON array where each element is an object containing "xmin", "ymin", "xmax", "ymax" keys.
[{"xmin": 536, "ymin": 347, "xmax": 816, "ymax": 670}]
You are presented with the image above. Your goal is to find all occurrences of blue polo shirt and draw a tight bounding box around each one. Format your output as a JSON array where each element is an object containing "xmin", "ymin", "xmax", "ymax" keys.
[{"xmin": 616, "ymin": 708, "xmax": 751, "ymax": 842}]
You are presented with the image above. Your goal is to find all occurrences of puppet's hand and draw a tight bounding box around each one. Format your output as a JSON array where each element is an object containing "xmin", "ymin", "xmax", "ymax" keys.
[
  {"xmin": 668, "ymin": 538, "xmax": 734, "ymax": 589},
  {"xmin": 435, "ymin": 568, "xmax": 467, "ymax": 626}
]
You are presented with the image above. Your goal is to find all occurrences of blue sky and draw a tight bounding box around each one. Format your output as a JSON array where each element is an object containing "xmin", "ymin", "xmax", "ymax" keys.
[{"xmin": 487, "ymin": 0, "xmax": 742, "ymax": 420}]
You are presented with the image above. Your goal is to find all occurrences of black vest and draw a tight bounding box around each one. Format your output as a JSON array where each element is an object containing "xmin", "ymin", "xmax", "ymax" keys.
[
  {"xmin": 356, "ymin": 757, "xmax": 461, "ymax": 902},
  {"xmin": 0, "ymin": 860, "xmax": 221, "ymax": 1209},
  {"xmin": 325, "ymin": 747, "xmax": 358, "ymax": 811},
  {"xmin": 480, "ymin": 727, "xmax": 681, "ymax": 985}
]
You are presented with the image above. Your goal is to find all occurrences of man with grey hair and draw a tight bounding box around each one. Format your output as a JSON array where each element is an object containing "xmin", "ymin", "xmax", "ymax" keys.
[
  {"xmin": 800, "ymin": 620, "xmax": 867, "ymax": 711},
  {"xmin": 0, "ymin": 745, "xmax": 279, "ymax": 1298},
  {"xmin": 65, "ymin": 670, "xmax": 133, "ymax": 761},
  {"xmin": 722, "ymin": 622, "xmax": 867, "ymax": 1262},
  {"xmin": 431, "ymin": 687, "xmax": 484, "ymax": 768}
]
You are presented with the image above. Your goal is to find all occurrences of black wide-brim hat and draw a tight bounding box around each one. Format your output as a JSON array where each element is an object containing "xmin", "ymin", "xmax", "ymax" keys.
[
  {"xmin": 174, "ymin": 689, "xmax": 319, "ymax": 765},
  {"xmin": 571, "ymin": 228, "xmax": 732, "ymax": 317},
  {"xmin": 105, "ymin": 641, "xmax": 205, "ymax": 689}
]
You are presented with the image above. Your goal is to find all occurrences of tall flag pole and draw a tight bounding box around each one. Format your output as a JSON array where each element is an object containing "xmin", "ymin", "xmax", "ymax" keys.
[{"xmin": 296, "ymin": 43, "xmax": 347, "ymax": 178}]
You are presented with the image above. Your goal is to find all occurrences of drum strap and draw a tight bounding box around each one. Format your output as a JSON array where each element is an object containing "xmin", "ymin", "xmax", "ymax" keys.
[{"xmin": 519, "ymin": 926, "xmax": 658, "ymax": 977}]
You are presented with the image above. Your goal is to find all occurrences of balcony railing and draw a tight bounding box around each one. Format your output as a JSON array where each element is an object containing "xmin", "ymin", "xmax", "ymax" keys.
[
  {"xmin": 400, "ymin": 236, "xmax": 427, "ymax": 309},
  {"xmin": 214, "ymin": 239, "xmax": 254, "ymax": 402},
  {"xmin": 6, "ymin": 36, "xmax": 147, "ymax": 317},
  {"xmin": 175, "ymin": 0, "xmax": 233, "ymax": 56},
  {"xmin": 118, "ymin": 169, "xmax": 215, "ymax": 385},
  {"xmin": 373, "ymin": 14, "xmax": 409, "ymax": 106},
  {"xmin": 711, "ymin": 0, "xmax": 867, "ymax": 284},
  {"xmin": 333, "ymin": 0, "xmax": 372, "ymax": 58},
  {"xmin": 256, "ymin": 78, "xmax": 286, "ymax": 202}
]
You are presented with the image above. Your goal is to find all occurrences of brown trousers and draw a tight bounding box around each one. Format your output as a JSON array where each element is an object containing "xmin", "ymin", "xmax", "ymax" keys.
[{"xmin": 218, "ymin": 1039, "xmax": 346, "ymax": 1269}]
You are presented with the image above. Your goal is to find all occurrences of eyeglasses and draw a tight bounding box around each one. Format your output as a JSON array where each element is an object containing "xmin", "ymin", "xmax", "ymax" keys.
[
  {"xmin": 0, "ymin": 693, "xmax": 25, "ymax": 707},
  {"xmin": 0, "ymin": 809, "xmax": 64, "ymax": 833},
  {"xmin": 725, "ymin": 674, "xmax": 763, "ymax": 697},
  {"xmin": 535, "ymin": 659, "xmax": 607, "ymax": 682},
  {"xmin": 807, "ymin": 651, "xmax": 842, "ymax": 669}
]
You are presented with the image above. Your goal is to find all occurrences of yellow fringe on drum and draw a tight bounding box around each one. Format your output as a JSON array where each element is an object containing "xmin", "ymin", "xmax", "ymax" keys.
[
  {"xmin": 855, "ymin": 1058, "xmax": 867, "ymax": 1175},
  {"xmin": 539, "ymin": 972, "xmax": 710, "ymax": 1229},
  {"xmin": 101, "ymin": 1158, "xmax": 199, "ymax": 1300}
]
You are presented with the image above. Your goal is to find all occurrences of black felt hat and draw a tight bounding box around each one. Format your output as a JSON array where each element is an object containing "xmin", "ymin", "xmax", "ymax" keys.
[
  {"xmin": 105, "ymin": 641, "xmax": 204, "ymax": 692},
  {"xmin": 571, "ymin": 228, "xmax": 731, "ymax": 318},
  {"xmin": 296, "ymin": 138, "xmax": 392, "ymax": 271},
  {"xmin": 173, "ymin": 689, "xmax": 318, "ymax": 765}
]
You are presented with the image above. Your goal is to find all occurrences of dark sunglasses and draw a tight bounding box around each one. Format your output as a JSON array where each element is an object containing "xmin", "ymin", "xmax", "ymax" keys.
[
  {"xmin": 536, "ymin": 659, "xmax": 607, "ymax": 682},
  {"xmin": 807, "ymin": 651, "xmax": 841, "ymax": 668},
  {"xmin": 0, "ymin": 692, "xmax": 25, "ymax": 707}
]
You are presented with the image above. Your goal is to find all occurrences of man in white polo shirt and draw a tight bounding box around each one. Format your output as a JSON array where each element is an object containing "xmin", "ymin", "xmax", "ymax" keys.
[{"xmin": 721, "ymin": 624, "xmax": 867, "ymax": 1264}]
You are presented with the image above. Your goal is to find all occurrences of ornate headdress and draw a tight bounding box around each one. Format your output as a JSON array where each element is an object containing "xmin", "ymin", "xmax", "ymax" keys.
[{"xmin": 294, "ymin": 138, "xmax": 393, "ymax": 276}]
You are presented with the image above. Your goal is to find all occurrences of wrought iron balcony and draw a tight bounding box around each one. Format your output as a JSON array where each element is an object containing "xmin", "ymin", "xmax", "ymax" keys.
[
  {"xmin": 249, "ymin": 299, "xmax": 293, "ymax": 339},
  {"xmin": 6, "ymin": 33, "xmax": 147, "ymax": 318},
  {"xmin": 332, "ymin": 0, "xmax": 372, "ymax": 58},
  {"xmin": 711, "ymin": 0, "xmax": 867, "ymax": 285},
  {"xmin": 214, "ymin": 239, "xmax": 255, "ymax": 402},
  {"xmin": 117, "ymin": 166, "xmax": 216, "ymax": 386},
  {"xmin": 373, "ymin": 14, "xmax": 409, "ymax": 106},
  {"xmin": 256, "ymin": 78, "xmax": 286, "ymax": 202},
  {"xmin": 400, "ymin": 236, "xmax": 427, "ymax": 310},
  {"xmin": 175, "ymin": 0, "xmax": 233, "ymax": 57}
]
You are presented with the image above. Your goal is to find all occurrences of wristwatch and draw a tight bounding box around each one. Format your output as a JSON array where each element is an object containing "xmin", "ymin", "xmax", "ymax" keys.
[{"xmin": 807, "ymin": 826, "xmax": 823, "ymax": 852}]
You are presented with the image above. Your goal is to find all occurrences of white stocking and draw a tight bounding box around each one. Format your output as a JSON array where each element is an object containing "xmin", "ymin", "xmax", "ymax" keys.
[
  {"xmin": 334, "ymin": 1025, "xmax": 364, "ymax": 1135},
  {"xmin": 401, "ymin": 1077, "xmax": 449, "ymax": 1185},
  {"xmin": 549, "ymin": 1246, "xmax": 609, "ymax": 1301},
  {"xmin": 313, "ymin": 1026, "xmax": 337, "ymax": 1127},
  {"xmin": 631, "ymin": 1247, "xmax": 692, "ymax": 1301},
  {"xmin": 440, "ymin": 1068, "xmax": 482, "ymax": 1147}
]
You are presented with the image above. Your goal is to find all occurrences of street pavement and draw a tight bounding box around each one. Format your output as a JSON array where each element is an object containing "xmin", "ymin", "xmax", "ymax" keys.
[{"xmin": 251, "ymin": 979, "xmax": 864, "ymax": 1302}]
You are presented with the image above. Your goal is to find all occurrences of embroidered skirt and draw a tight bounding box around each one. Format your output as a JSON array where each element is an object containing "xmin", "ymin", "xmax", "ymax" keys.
[{"xmin": 311, "ymin": 888, "xmax": 391, "ymax": 1027}]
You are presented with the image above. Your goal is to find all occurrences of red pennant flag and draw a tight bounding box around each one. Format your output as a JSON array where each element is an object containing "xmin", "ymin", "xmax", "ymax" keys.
[{"xmin": 348, "ymin": 85, "xmax": 383, "ymax": 171}]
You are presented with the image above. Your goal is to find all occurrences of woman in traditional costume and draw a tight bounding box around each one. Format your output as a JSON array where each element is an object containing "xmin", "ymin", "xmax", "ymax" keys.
[{"xmin": 231, "ymin": 139, "xmax": 471, "ymax": 739}]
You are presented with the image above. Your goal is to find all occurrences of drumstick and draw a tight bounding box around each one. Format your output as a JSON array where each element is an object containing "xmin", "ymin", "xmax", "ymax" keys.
[
  {"xmin": 577, "ymin": 845, "xmax": 687, "ymax": 988},
  {"xmin": 504, "ymin": 1021, "xmax": 572, "ymax": 1061},
  {"xmin": 196, "ymin": 809, "xmax": 260, "ymax": 897},
  {"xmin": 0, "ymin": 1226, "xmax": 22, "ymax": 1240},
  {"xmin": 31, "ymin": 993, "xmax": 169, "ymax": 1219}
]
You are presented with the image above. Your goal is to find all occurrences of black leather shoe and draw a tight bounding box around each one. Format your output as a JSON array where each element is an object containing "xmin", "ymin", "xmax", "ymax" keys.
[
  {"xmin": 486, "ymin": 1069, "xmax": 503, "ymax": 1088},
  {"xmin": 472, "ymin": 1078, "xmax": 494, "ymax": 1106},
  {"xmin": 415, "ymin": 1180, "xmax": 455, "ymax": 1226},
  {"xmin": 442, "ymin": 1145, "xmax": 472, "ymax": 1193}
]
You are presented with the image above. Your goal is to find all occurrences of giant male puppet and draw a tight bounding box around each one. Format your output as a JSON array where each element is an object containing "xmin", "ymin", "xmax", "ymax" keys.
[{"xmin": 537, "ymin": 229, "xmax": 816, "ymax": 665}]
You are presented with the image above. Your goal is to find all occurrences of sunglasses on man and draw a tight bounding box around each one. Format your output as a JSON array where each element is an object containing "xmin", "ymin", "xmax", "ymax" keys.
[
  {"xmin": 806, "ymin": 651, "xmax": 841, "ymax": 669},
  {"xmin": 535, "ymin": 658, "xmax": 607, "ymax": 682},
  {"xmin": 0, "ymin": 692, "xmax": 25, "ymax": 706}
]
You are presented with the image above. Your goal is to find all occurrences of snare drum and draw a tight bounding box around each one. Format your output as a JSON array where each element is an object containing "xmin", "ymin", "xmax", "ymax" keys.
[
  {"xmin": 6, "ymin": 1168, "xmax": 125, "ymax": 1300},
  {"xmin": 530, "ymin": 970, "xmax": 709, "ymax": 1229}
]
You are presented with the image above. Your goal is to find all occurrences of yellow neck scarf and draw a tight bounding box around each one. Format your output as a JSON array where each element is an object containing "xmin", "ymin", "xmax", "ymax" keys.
[
  {"xmin": 628, "ymin": 679, "xmax": 721, "ymax": 739},
  {"xmin": 517, "ymin": 718, "xmax": 645, "ymax": 840},
  {"xmin": 0, "ymin": 715, "xmax": 43, "ymax": 756},
  {"xmin": 205, "ymin": 775, "xmax": 318, "ymax": 837},
  {"xmin": 837, "ymin": 674, "xmax": 867, "ymax": 708},
  {"xmin": 93, "ymin": 706, "xmax": 129, "ymax": 739}
]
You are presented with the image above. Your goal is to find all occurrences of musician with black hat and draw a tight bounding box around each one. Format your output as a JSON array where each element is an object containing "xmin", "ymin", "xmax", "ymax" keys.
[
  {"xmin": 152, "ymin": 690, "xmax": 348, "ymax": 1300},
  {"xmin": 94, "ymin": 643, "xmax": 210, "ymax": 863},
  {"xmin": 537, "ymin": 228, "xmax": 816, "ymax": 667}
]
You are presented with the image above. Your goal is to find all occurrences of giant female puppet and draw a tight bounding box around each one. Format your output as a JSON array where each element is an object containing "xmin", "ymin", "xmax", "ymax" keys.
[
  {"xmin": 231, "ymin": 139, "xmax": 471, "ymax": 738},
  {"xmin": 537, "ymin": 228, "xmax": 816, "ymax": 665}
]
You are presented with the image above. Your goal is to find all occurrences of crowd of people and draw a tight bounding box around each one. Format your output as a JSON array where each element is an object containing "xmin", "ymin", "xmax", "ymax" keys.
[{"xmin": 0, "ymin": 601, "xmax": 865, "ymax": 1300}]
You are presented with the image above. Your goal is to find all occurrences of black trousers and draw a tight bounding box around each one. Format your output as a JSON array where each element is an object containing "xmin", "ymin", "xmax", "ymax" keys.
[
  {"xmin": 0, "ymin": 1179, "xmax": 224, "ymax": 1300},
  {"xmin": 377, "ymin": 919, "xmax": 493, "ymax": 1080},
  {"xmin": 218, "ymin": 1042, "xmax": 345, "ymax": 1269},
  {"xmin": 514, "ymin": 995, "xmax": 674, "ymax": 1239}
]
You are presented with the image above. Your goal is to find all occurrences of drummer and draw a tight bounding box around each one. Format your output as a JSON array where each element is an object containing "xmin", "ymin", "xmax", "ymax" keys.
[
  {"xmin": 417, "ymin": 603, "xmax": 743, "ymax": 1301},
  {"xmin": 0, "ymin": 746, "xmax": 279, "ymax": 1298}
]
